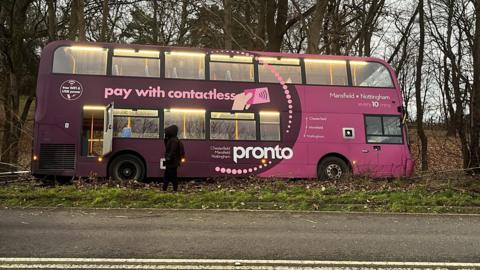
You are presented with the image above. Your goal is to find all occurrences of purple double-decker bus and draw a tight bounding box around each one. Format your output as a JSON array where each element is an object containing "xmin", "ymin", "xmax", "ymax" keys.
[{"xmin": 31, "ymin": 40, "xmax": 414, "ymax": 181}]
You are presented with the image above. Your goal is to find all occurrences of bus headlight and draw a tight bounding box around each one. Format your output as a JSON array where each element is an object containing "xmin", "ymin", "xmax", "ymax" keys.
[
  {"xmin": 97, "ymin": 156, "xmax": 103, "ymax": 162},
  {"xmin": 33, "ymin": 155, "xmax": 38, "ymax": 161}
]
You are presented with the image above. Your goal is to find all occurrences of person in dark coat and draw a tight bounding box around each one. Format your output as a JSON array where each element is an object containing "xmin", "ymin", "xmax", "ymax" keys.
[{"xmin": 163, "ymin": 125, "xmax": 185, "ymax": 192}]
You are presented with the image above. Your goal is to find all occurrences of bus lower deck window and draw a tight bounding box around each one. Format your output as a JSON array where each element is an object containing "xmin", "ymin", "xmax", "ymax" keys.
[
  {"xmin": 113, "ymin": 109, "xmax": 159, "ymax": 138},
  {"xmin": 260, "ymin": 112, "xmax": 280, "ymax": 141},
  {"xmin": 210, "ymin": 112, "xmax": 256, "ymax": 141},
  {"xmin": 365, "ymin": 115, "xmax": 402, "ymax": 144},
  {"xmin": 164, "ymin": 109, "xmax": 206, "ymax": 139}
]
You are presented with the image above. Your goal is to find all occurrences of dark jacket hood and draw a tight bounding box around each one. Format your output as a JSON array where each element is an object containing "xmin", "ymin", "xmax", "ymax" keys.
[{"xmin": 165, "ymin": 125, "xmax": 179, "ymax": 138}]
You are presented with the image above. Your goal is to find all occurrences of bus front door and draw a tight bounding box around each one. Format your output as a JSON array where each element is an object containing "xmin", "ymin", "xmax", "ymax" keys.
[{"xmin": 102, "ymin": 103, "xmax": 114, "ymax": 156}]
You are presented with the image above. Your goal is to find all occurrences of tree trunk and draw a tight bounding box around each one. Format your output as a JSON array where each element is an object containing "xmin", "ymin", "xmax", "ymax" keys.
[
  {"xmin": 68, "ymin": 0, "xmax": 78, "ymax": 40},
  {"xmin": 47, "ymin": 0, "xmax": 56, "ymax": 42},
  {"xmin": 100, "ymin": 0, "xmax": 109, "ymax": 42},
  {"xmin": 77, "ymin": 0, "xmax": 86, "ymax": 41},
  {"xmin": 362, "ymin": 0, "xmax": 384, "ymax": 56},
  {"xmin": 415, "ymin": 0, "xmax": 428, "ymax": 171},
  {"xmin": 306, "ymin": 0, "xmax": 329, "ymax": 53},
  {"xmin": 330, "ymin": 2, "xmax": 341, "ymax": 55},
  {"xmin": 469, "ymin": 0, "xmax": 480, "ymax": 171},
  {"xmin": 265, "ymin": 0, "xmax": 278, "ymax": 51},
  {"xmin": 1, "ymin": 83, "xmax": 13, "ymax": 165},
  {"xmin": 223, "ymin": 0, "xmax": 232, "ymax": 49},
  {"xmin": 152, "ymin": 0, "xmax": 158, "ymax": 44},
  {"xmin": 443, "ymin": 55, "xmax": 456, "ymax": 136},
  {"xmin": 254, "ymin": 0, "xmax": 266, "ymax": 50},
  {"xmin": 177, "ymin": 0, "xmax": 189, "ymax": 45}
]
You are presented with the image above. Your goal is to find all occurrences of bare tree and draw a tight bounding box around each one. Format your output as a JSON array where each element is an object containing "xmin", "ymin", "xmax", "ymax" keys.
[
  {"xmin": 415, "ymin": 0, "xmax": 428, "ymax": 171},
  {"xmin": 0, "ymin": 0, "xmax": 36, "ymax": 165},
  {"xmin": 469, "ymin": 0, "xmax": 480, "ymax": 170}
]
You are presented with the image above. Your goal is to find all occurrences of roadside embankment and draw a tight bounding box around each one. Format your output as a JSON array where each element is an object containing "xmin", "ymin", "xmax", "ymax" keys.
[{"xmin": 1, "ymin": 176, "xmax": 479, "ymax": 214}]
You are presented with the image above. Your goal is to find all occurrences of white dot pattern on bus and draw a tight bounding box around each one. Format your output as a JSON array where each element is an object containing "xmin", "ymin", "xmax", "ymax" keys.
[{"xmin": 210, "ymin": 50, "xmax": 294, "ymax": 175}]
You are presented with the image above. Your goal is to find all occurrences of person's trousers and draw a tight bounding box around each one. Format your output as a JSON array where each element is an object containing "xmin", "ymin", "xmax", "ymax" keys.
[{"xmin": 162, "ymin": 167, "xmax": 178, "ymax": 191}]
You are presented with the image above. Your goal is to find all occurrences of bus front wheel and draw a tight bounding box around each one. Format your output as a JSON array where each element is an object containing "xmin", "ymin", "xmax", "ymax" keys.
[
  {"xmin": 109, "ymin": 154, "xmax": 145, "ymax": 181},
  {"xmin": 317, "ymin": 157, "xmax": 349, "ymax": 180}
]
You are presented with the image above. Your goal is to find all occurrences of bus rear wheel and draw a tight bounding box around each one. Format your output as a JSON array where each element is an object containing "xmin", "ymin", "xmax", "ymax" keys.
[
  {"xmin": 317, "ymin": 157, "xmax": 349, "ymax": 181},
  {"xmin": 109, "ymin": 154, "xmax": 145, "ymax": 182}
]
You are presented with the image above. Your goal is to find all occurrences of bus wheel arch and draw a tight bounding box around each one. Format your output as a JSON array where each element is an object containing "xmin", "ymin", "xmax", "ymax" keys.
[
  {"xmin": 317, "ymin": 153, "xmax": 351, "ymax": 180},
  {"xmin": 107, "ymin": 150, "xmax": 147, "ymax": 182}
]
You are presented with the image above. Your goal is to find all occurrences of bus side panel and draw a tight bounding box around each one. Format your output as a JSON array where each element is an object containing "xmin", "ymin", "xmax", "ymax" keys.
[{"xmin": 260, "ymin": 85, "xmax": 408, "ymax": 178}]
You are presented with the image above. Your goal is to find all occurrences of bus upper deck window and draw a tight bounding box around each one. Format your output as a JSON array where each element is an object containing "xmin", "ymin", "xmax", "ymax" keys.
[
  {"xmin": 53, "ymin": 46, "xmax": 108, "ymax": 75},
  {"xmin": 165, "ymin": 51, "xmax": 205, "ymax": 80},
  {"xmin": 350, "ymin": 61, "xmax": 394, "ymax": 88},
  {"xmin": 112, "ymin": 49, "xmax": 160, "ymax": 78},
  {"xmin": 209, "ymin": 54, "xmax": 254, "ymax": 82},
  {"xmin": 258, "ymin": 57, "xmax": 301, "ymax": 84},
  {"xmin": 304, "ymin": 59, "xmax": 347, "ymax": 86}
]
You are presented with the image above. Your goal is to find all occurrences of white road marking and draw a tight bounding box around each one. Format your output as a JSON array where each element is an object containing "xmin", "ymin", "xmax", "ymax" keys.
[
  {"xmin": 3, "ymin": 264, "xmax": 470, "ymax": 270},
  {"xmin": 0, "ymin": 258, "xmax": 479, "ymax": 269}
]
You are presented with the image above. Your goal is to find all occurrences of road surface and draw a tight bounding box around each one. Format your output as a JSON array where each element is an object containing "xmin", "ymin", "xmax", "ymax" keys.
[{"xmin": 0, "ymin": 208, "xmax": 479, "ymax": 268}]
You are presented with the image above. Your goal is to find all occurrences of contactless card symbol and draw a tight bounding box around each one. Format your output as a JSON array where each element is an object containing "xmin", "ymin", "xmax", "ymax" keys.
[
  {"xmin": 232, "ymin": 87, "xmax": 271, "ymax": 111},
  {"xmin": 244, "ymin": 87, "xmax": 270, "ymax": 105}
]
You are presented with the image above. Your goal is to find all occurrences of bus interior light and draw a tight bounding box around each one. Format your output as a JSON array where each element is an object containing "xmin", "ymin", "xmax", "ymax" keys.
[
  {"xmin": 304, "ymin": 59, "xmax": 346, "ymax": 64},
  {"xmin": 167, "ymin": 108, "xmax": 206, "ymax": 113},
  {"xmin": 167, "ymin": 51, "xmax": 205, "ymax": 57},
  {"xmin": 210, "ymin": 54, "xmax": 253, "ymax": 63},
  {"xmin": 258, "ymin": 57, "xmax": 300, "ymax": 65},
  {"xmin": 114, "ymin": 49, "xmax": 160, "ymax": 58},
  {"xmin": 138, "ymin": 50, "xmax": 160, "ymax": 57},
  {"xmin": 259, "ymin": 111, "xmax": 280, "ymax": 116},
  {"xmin": 83, "ymin": 105, "xmax": 106, "ymax": 111},
  {"xmin": 114, "ymin": 48, "xmax": 135, "ymax": 54},
  {"xmin": 69, "ymin": 46, "xmax": 105, "ymax": 52},
  {"xmin": 350, "ymin": 61, "xmax": 369, "ymax": 66}
]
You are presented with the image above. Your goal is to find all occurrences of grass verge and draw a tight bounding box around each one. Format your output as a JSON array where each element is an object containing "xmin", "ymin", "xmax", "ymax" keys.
[{"xmin": 1, "ymin": 178, "xmax": 480, "ymax": 214}]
